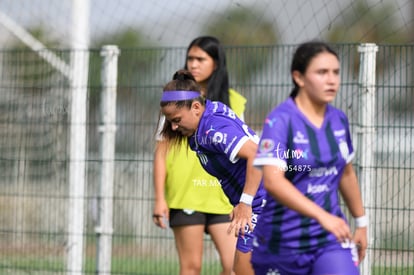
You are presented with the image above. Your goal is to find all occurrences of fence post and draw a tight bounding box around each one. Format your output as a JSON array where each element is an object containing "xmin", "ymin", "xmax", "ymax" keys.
[
  {"xmin": 67, "ymin": 0, "xmax": 90, "ymax": 272},
  {"xmin": 96, "ymin": 45, "xmax": 120, "ymax": 275},
  {"xmin": 357, "ymin": 43, "xmax": 378, "ymax": 275}
]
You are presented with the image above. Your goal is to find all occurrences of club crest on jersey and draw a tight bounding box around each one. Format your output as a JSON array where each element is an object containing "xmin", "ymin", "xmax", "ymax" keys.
[
  {"xmin": 293, "ymin": 131, "xmax": 309, "ymax": 144},
  {"xmin": 259, "ymin": 139, "xmax": 275, "ymax": 153}
]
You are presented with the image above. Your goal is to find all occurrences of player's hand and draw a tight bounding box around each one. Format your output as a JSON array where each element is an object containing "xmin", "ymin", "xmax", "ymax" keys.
[
  {"xmin": 317, "ymin": 212, "xmax": 352, "ymax": 242},
  {"xmin": 152, "ymin": 199, "xmax": 169, "ymax": 229},
  {"xmin": 228, "ymin": 203, "xmax": 252, "ymax": 236},
  {"xmin": 353, "ymin": 227, "xmax": 368, "ymax": 263}
]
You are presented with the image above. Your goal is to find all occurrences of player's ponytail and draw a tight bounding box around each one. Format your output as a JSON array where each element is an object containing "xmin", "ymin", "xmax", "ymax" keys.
[{"xmin": 172, "ymin": 69, "xmax": 196, "ymax": 82}]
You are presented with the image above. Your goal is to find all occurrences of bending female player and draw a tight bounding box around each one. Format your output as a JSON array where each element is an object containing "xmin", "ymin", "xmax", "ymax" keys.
[
  {"xmin": 252, "ymin": 41, "xmax": 368, "ymax": 275},
  {"xmin": 153, "ymin": 36, "xmax": 246, "ymax": 275},
  {"xmin": 158, "ymin": 69, "xmax": 266, "ymax": 275}
]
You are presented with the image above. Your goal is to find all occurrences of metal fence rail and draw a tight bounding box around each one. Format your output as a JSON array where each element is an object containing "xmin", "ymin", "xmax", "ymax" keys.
[{"xmin": 0, "ymin": 44, "xmax": 412, "ymax": 274}]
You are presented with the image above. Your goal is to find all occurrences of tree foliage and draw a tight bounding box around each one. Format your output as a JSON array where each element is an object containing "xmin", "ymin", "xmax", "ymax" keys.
[
  {"xmin": 202, "ymin": 6, "xmax": 278, "ymax": 84},
  {"xmin": 325, "ymin": 0, "xmax": 412, "ymax": 113},
  {"xmin": 326, "ymin": 0, "xmax": 407, "ymax": 43},
  {"xmin": 90, "ymin": 27, "xmax": 159, "ymax": 89}
]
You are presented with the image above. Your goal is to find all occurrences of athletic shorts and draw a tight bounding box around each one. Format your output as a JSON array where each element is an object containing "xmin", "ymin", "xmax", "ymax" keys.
[
  {"xmin": 252, "ymin": 241, "xmax": 360, "ymax": 275},
  {"xmin": 169, "ymin": 209, "xmax": 231, "ymax": 233},
  {"xmin": 236, "ymin": 211, "xmax": 260, "ymax": 253}
]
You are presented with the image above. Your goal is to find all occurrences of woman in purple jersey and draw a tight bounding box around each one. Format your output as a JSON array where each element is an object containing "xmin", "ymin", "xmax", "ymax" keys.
[
  {"xmin": 158, "ymin": 69, "xmax": 266, "ymax": 275},
  {"xmin": 153, "ymin": 36, "xmax": 242, "ymax": 275},
  {"xmin": 252, "ymin": 41, "xmax": 367, "ymax": 275}
]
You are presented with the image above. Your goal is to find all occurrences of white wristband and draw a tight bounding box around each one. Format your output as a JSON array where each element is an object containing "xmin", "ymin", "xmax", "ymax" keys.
[
  {"xmin": 355, "ymin": 215, "xmax": 368, "ymax": 228},
  {"xmin": 239, "ymin": 193, "xmax": 253, "ymax": 206}
]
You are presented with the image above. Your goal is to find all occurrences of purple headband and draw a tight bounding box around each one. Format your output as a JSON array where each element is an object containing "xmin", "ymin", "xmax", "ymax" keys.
[{"xmin": 161, "ymin": 90, "xmax": 201, "ymax": 102}]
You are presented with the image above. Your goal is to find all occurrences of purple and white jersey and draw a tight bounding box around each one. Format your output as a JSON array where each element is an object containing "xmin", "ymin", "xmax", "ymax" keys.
[
  {"xmin": 252, "ymin": 97, "xmax": 355, "ymax": 255},
  {"xmin": 188, "ymin": 100, "xmax": 266, "ymax": 210}
]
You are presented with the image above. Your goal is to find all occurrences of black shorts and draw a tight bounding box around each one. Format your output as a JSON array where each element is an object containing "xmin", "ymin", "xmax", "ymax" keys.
[{"xmin": 169, "ymin": 209, "xmax": 231, "ymax": 233}]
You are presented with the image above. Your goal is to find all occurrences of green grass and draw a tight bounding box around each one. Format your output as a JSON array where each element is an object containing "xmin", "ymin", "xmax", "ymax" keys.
[
  {"xmin": 87, "ymin": 257, "xmax": 222, "ymax": 274},
  {"xmin": 372, "ymin": 266, "xmax": 414, "ymax": 275},
  {"xmin": 0, "ymin": 256, "xmax": 221, "ymax": 275},
  {"xmin": 0, "ymin": 256, "xmax": 413, "ymax": 274}
]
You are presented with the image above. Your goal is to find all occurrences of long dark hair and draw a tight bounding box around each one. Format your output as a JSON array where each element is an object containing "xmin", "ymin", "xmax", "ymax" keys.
[
  {"xmin": 290, "ymin": 41, "xmax": 339, "ymax": 98},
  {"xmin": 184, "ymin": 36, "xmax": 230, "ymax": 106}
]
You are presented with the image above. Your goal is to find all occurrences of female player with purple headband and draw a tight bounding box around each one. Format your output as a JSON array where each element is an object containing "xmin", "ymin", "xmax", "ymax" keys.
[
  {"xmin": 157, "ymin": 69, "xmax": 266, "ymax": 275},
  {"xmin": 153, "ymin": 36, "xmax": 245, "ymax": 275}
]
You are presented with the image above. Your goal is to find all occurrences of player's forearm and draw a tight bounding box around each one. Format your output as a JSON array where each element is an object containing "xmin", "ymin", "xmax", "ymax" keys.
[
  {"xmin": 238, "ymin": 140, "xmax": 262, "ymax": 197},
  {"xmin": 263, "ymin": 166, "xmax": 327, "ymax": 220},
  {"xmin": 241, "ymin": 158, "xmax": 262, "ymax": 197},
  {"xmin": 339, "ymin": 164, "xmax": 365, "ymax": 218},
  {"xmin": 153, "ymin": 142, "xmax": 167, "ymax": 201}
]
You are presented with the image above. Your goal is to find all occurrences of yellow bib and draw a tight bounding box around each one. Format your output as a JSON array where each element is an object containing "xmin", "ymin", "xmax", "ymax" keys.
[{"xmin": 165, "ymin": 89, "xmax": 246, "ymax": 213}]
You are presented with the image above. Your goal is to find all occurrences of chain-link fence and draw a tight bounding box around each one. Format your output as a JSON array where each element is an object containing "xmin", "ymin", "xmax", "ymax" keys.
[{"xmin": 0, "ymin": 44, "xmax": 412, "ymax": 274}]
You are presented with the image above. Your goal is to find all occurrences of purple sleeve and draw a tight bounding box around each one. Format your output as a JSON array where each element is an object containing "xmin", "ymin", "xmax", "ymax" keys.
[
  {"xmin": 341, "ymin": 112, "xmax": 355, "ymax": 163},
  {"xmin": 253, "ymin": 111, "xmax": 289, "ymax": 169},
  {"xmin": 203, "ymin": 116, "xmax": 259, "ymax": 163}
]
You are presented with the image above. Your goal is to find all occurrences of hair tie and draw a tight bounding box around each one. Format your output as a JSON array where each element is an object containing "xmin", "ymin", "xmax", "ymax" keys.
[{"xmin": 161, "ymin": 90, "xmax": 201, "ymax": 102}]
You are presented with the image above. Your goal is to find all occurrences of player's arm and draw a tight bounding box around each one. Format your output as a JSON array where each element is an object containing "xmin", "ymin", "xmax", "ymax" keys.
[
  {"xmin": 262, "ymin": 165, "xmax": 352, "ymax": 242},
  {"xmin": 152, "ymin": 140, "xmax": 169, "ymax": 228},
  {"xmin": 339, "ymin": 162, "xmax": 367, "ymax": 262},
  {"xmin": 238, "ymin": 139, "xmax": 262, "ymax": 198},
  {"xmin": 228, "ymin": 139, "xmax": 262, "ymax": 235},
  {"xmin": 339, "ymin": 163, "xmax": 365, "ymax": 220}
]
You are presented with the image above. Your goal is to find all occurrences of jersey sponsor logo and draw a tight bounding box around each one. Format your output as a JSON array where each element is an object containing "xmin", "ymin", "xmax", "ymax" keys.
[
  {"xmin": 241, "ymin": 235, "xmax": 250, "ymax": 245},
  {"xmin": 265, "ymin": 117, "xmax": 277, "ymax": 128},
  {"xmin": 266, "ymin": 269, "xmax": 281, "ymax": 275},
  {"xmin": 334, "ymin": 129, "xmax": 346, "ymax": 137},
  {"xmin": 339, "ymin": 139, "xmax": 350, "ymax": 160},
  {"xmin": 199, "ymin": 135, "xmax": 213, "ymax": 145},
  {"xmin": 293, "ymin": 131, "xmax": 309, "ymax": 144},
  {"xmin": 212, "ymin": 131, "xmax": 227, "ymax": 144},
  {"xmin": 307, "ymin": 183, "xmax": 329, "ymax": 194},
  {"xmin": 205, "ymin": 124, "xmax": 215, "ymax": 135},
  {"xmin": 308, "ymin": 166, "xmax": 338, "ymax": 177}
]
